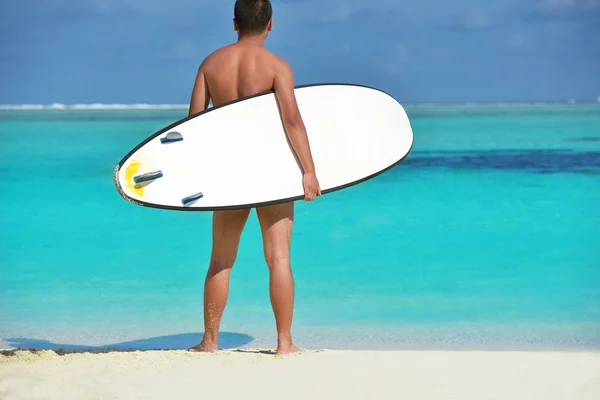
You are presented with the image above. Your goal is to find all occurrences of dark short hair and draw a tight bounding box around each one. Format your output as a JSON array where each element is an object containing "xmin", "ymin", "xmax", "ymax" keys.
[{"xmin": 234, "ymin": 0, "xmax": 273, "ymax": 34}]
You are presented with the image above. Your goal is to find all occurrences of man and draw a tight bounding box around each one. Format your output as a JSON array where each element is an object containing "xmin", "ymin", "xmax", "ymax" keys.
[{"xmin": 186, "ymin": 0, "xmax": 321, "ymax": 355}]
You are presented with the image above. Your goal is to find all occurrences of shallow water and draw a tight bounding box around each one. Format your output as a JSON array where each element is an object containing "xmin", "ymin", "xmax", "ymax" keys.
[{"xmin": 1, "ymin": 104, "xmax": 599, "ymax": 350}]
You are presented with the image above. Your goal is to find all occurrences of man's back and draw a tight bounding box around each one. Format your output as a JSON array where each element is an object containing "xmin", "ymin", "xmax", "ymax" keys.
[
  {"xmin": 188, "ymin": 36, "xmax": 319, "ymax": 186},
  {"xmin": 201, "ymin": 43, "xmax": 279, "ymax": 106}
]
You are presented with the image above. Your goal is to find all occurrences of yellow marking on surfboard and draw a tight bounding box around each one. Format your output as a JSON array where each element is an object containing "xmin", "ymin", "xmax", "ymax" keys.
[{"xmin": 124, "ymin": 160, "xmax": 144, "ymax": 197}]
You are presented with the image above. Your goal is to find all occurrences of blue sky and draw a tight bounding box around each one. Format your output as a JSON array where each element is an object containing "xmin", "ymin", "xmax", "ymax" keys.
[{"xmin": 1, "ymin": 0, "xmax": 599, "ymax": 104}]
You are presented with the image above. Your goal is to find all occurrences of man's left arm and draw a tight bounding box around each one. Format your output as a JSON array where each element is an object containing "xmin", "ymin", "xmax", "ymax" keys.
[{"xmin": 188, "ymin": 62, "xmax": 210, "ymax": 116}]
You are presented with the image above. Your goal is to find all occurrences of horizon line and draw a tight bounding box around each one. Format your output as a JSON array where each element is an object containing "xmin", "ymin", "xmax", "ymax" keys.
[{"xmin": 1, "ymin": 100, "xmax": 600, "ymax": 110}]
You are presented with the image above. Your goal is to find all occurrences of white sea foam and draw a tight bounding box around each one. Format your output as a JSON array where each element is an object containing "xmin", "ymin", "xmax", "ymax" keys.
[
  {"xmin": 1, "ymin": 101, "xmax": 598, "ymax": 110},
  {"xmin": 0, "ymin": 103, "xmax": 189, "ymax": 110}
]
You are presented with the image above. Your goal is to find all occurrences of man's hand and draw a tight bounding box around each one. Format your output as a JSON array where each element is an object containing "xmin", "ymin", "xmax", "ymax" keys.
[{"xmin": 302, "ymin": 171, "xmax": 321, "ymax": 201}]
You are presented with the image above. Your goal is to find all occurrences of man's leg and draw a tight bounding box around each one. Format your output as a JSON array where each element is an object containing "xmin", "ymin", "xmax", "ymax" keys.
[
  {"xmin": 189, "ymin": 208, "xmax": 251, "ymax": 352},
  {"xmin": 256, "ymin": 201, "xmax": 302, "ymax": 354}
]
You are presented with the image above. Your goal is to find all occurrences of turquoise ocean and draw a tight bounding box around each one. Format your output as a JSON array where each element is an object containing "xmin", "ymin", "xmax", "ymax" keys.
[{"xmin": 1, "ymin": 104, "xmax": 599, "ymax": 351}]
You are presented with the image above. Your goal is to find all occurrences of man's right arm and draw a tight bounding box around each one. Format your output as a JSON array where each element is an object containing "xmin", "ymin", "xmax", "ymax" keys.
[{"xmin": 273, "ymin": 60, "xmax": 316, "ymax": 175}]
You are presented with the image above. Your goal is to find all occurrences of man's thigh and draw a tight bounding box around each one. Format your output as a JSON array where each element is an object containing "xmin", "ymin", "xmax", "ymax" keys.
[
  {"xmin": 210, "ymin": 208, "xmax": 251, "ymax": 266},
  {"xmin": 255, "ymin": 202, "xmax": 294, "ymax": 265}
]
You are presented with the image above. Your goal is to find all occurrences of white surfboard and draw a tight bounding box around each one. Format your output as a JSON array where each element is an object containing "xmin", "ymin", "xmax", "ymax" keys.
[{"xmin": 113, "ymin": 83, "xmax": 413, "ymax": 211}]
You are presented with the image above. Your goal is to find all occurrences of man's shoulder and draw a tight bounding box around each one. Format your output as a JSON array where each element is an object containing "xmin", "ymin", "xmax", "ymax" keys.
[
  {"xmin": 266, "ymin": 50, "xmax": 288, "ymax": 66},
  {"xmin": 200, "ymin": 45, "xmax": 231, "ymax": 65},
  {"xmin": 199, "ymin": 44, "xmax": 242, "ymax": 69},
  {"xmin": 261, "ymin": 50, "xmax": 291, "ymax": 73}
]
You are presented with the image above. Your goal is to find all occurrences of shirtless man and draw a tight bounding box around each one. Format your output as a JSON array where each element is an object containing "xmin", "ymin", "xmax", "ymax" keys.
[{"xmin": 187, "ymin": 0, "xmax": 321, "ymax": 355}]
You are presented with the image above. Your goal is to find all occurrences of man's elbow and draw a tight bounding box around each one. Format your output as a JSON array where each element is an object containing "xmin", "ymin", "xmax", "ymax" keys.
[{"xmin": 282, "ymin": 113, "xmax": 303, "ymax": 129}]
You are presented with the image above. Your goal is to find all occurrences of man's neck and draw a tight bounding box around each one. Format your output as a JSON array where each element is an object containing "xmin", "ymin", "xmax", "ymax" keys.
[{"xmin": 237, "ymin": 33, "xmax": 266, "ymax": 47}]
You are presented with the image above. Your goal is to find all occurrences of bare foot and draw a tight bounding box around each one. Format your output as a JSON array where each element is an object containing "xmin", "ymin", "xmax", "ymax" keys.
[
  {"xmin": 276, "ymin": 344, "xmax": 304, "ymax": 355},
  {"xmin": 187, "ymin": 341, "xmax": 218, "ymax": 353}
]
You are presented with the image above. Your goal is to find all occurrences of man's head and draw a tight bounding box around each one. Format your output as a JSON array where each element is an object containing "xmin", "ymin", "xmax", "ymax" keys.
[{"xmin": 233, "ymin": 0, "xmax": 273, "ymax": 37}]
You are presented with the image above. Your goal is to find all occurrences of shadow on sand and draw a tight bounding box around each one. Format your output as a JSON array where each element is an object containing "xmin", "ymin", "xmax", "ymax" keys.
[{"xmin": 1, "ymin": 332, "xmax": 253, "ymax": 356}]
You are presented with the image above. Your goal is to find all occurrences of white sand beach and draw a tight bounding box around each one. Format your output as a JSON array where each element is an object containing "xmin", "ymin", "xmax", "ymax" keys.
[{"xmin": 1, "ymin": 349, "xmax": 599, "ymax": 400}]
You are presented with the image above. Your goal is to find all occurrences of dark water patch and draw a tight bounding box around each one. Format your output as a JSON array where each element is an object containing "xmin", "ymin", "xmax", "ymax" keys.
[
  {"xmin": 412, "ymin": 149, "xmax": 572, "ymax": 156},
  {"xmin": 399, "ymin": 150, "xmax": 600, "ymax": 174},
  {"xmin": 566, "ymin": 137, "xmax": 600, "ymax": 143},
  {"xmin": 405, "ymin": 106, "xmax": 600, "ymax": 119}
]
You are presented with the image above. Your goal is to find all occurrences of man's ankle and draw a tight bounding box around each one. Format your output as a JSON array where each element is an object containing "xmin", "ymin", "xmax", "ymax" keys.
[
  {"xmin": 202, "ymin": 333, "xmax": 218, "ymax": 346},
  {"xmin": 277, "ymin": 332, "xmax": 293, "ymax": 346}
]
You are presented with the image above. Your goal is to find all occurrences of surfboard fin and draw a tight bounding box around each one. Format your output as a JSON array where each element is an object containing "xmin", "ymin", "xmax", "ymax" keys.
[
  {"xmin": 160, "ymin": 131, "xmax": 183, "ymax": 143},
  {"xmin": 133, "ymin": 171, "xmax": 163, "ymax": 184},
  {"xmin": 182, "ymin": 192, "xmax": 204, "ymax": 206}
]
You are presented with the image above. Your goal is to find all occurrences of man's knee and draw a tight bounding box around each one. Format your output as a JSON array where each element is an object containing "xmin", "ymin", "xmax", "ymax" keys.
[
  {"xmin": 208, "ymin": 257, "xmax": 235, "ymax": 274},
  {"xmin": 263, "ymin": 240, "xmax": 291, "ymax": 269},
  {"xmin": 265, "ymin": 254, "xmax": 291, "ymax": 270}
]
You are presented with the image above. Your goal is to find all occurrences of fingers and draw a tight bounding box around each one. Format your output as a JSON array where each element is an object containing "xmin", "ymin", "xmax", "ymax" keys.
[
  {"xmin": 303, "ymin": 189, "xmax": 312, "ymax": 201},
  {"xmin": 303, "ymin": 188, "xmax": 314, "ymax": 201},
  {"xmin": 312, "ymin": 184, "xmax": 319, "ymax": 200},
  {"xmin": 304, "ymin": 186, "xmax": 320, "ymax": 201}
]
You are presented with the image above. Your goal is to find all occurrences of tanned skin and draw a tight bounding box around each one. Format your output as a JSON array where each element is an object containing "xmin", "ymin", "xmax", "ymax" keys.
[{"xmin": 186, "ymin": 16, "xmax": 320, "ymax": 355}]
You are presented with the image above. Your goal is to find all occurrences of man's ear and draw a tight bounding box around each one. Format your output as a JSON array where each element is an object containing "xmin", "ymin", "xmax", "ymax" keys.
[{"xmin": 233, "ymin": 18, "xmax": 239, "ymax": 32}]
